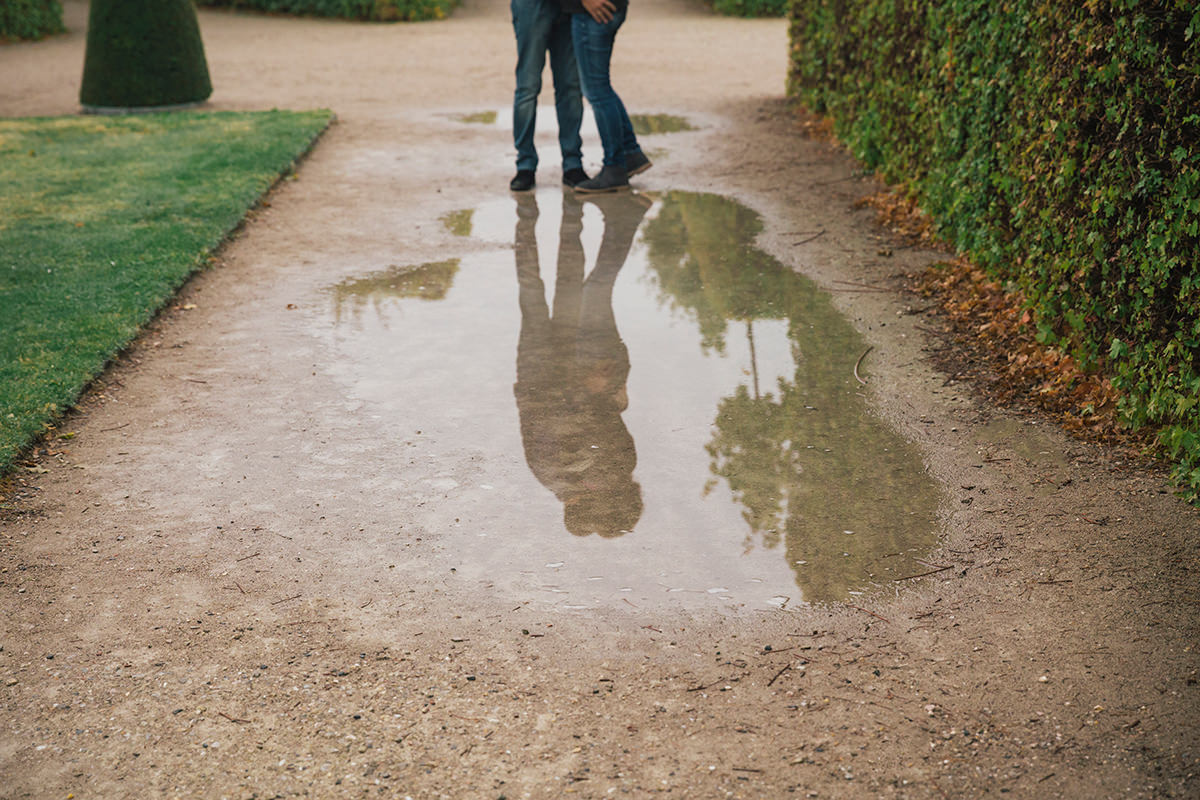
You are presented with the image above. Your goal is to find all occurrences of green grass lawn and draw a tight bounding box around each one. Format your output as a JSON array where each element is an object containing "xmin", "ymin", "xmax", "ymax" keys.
[{"xmin": 0, "ymin": 109, "xmax": 333, "ymax": 474}]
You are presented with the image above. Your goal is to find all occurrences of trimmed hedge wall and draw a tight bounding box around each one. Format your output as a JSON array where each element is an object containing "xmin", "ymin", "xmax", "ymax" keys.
[
  {"xmin": 196, "ymin": 0, "xmax": 457, "ymax": 22},
  {"xmin": 0, "ymin": 0, "xmax": 64, "ymax": 41},
  {"xmin": 710, "ymin": 0, "xmax": 787, "ymax": 18},
  {"xmin": 789, "ymin": 0, "xmax": 1200, "ymax": 502}
]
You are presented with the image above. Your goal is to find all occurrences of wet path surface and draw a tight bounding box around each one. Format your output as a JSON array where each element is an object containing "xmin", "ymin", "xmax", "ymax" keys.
[
  {"xmin": 319, "ymin": 188, "xmax": 939, "ymax": 609},
  {"xmin": 3, "ymin": 2, "xmax": 1198, "ymax": 798}
]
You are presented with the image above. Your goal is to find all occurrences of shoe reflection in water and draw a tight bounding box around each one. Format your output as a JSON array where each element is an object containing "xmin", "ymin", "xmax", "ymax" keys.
[{"xmin": 512, "ymin": 190, "xmax": 651, "ymax": 537}]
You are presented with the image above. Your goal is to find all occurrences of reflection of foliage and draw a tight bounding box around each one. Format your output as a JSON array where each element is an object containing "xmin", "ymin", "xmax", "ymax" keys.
[
  {"xmin": 329, "ymin": 259, "xmax": 459, "ymax": 322},
  {"xmin": 704, "ymin": 378, "xmax": 798, "ymax": 549},
  {"xmin": 629, "ymin": 114, "xmax": 694, "ymax": 135},
  {"xmin": 645, "ymin": 191, "xmax": 941, "ymax": 603},
  {"xmin": 641, "ymin": 193, "xmax": 796, "ymax": 354},
  {"xmin": 440, "ymin": 209, "xmax": 474, "ymax": 237},
  {"xmin": 455, "ymin": 111, "xmax": 498, "ymax": 125}
]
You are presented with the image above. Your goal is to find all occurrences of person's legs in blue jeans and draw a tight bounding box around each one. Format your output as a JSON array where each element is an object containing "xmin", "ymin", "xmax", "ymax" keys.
[
  {"xmin": 513, "ymin": 0, "xmax": 553, "ymax": 174},
  {"xmin": 547, "ymin": 16, "xmax": 584, "ymax": 173},
  {"xmin": 513, "ymin": 0, "xmax": 583, "ymax": 175},
  {"xmin": 571, "ymin": 9, "xmax": 643, "ymax": 170}
]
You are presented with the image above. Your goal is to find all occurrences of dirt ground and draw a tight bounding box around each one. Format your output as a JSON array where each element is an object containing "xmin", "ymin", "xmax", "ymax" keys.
[{"xmin": 2, "ymin": 0, "xmax": 1199, "ymax": 797}]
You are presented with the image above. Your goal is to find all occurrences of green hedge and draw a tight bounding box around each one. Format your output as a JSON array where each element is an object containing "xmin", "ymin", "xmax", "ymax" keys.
[
  {"xmin": 710, "ymin": 0, "xmax": 787, "ymax": 18},
  {"xmin": 81, "ymin": 0, "xmax": 212, "ymax": 110},
  {"xmin": 0, "ymin": 0, "xmax": 64, "ymax": 41},
  {"xmin": 196, "ymin": 0, "xmax": 457, "ymax": 22},
  {"xmin": 789, "ymin": 0, "xmax": 1200, "ymax": 503}
]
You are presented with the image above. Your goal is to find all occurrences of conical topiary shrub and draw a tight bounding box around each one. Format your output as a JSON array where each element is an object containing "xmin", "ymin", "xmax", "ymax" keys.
[{"xmin": 80, "ymin": 0, "xmax": 212, "ymax": 112}]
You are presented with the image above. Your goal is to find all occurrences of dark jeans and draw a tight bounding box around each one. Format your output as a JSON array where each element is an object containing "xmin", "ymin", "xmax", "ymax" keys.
[
  {"xmin": 512, "ymin": 0, "xmax": 584, "ymax": 173},
  {"xmin": 571, "ymin": 7, "xmax": 642, "ymax": 169}
]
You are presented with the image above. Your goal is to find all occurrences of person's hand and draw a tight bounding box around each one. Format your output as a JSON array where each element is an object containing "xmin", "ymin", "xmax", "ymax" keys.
[{"xmin": 582, "ymin": 0, "xmax": 616, "ymax": 24}]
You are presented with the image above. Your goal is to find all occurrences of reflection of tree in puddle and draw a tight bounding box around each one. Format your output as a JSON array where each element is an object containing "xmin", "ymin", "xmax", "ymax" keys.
[
  {"xmin": 328, "ymin": 259, "xmax": 460, "ymax": 323},
  {"xmin": 642, "ymin": 191, "xmax": 940, "ymax": 603}
]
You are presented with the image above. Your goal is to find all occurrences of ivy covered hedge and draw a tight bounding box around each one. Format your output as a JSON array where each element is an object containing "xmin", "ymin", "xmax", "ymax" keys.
[
  {"xmin": 0, "ymin": 0, "xmax": 63, "ymax": 41},
  {"xmin": 789, "ymin": 0, "xmax": 1200, "ymax": 502},
  {"xmin": 196, "ymin": 0, "xmax": 457, "ymax": 22}
]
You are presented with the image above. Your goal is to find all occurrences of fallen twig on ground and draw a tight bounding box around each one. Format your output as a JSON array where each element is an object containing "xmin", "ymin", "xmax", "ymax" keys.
[
  {"xmin": 854, "ymin": 346, "xmax": 873, "ymax": 385},
  {"xmin": 767, "ymin": 663, "xmax": 792, "ymax": 686},
  {"xmin": 894, "ymin": 564, "xmax": 953, "ymax": 581},
  {"xmin": 847, "ymin": 604, "xmax": 889, "ymax": 622}
]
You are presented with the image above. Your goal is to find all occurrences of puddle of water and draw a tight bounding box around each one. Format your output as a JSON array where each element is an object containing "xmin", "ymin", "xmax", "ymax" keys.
[
  {"xmin": 454, "ymin": 108, "xmax": 693, "ymax": 139},
  {"xmin": 441, "ymin": 209, "xmax": 474, "ymax": 237},
  {"xmin": 321, "ymin": 190, "xmax": 940, "ymax": 610},
  {"xmin": 455, "ymin": 110, "xmax": 498, "ymax": 125},
  {"xmin": 329, "ymin": 259, "xmax": 460, "ymax": 324},
  {"xmin": 629, "ymin": 113, "xmax": 694, "ymax": 135}
]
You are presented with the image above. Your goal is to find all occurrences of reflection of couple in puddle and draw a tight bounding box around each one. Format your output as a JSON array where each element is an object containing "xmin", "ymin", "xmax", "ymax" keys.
[{"xmin": 513, "ymin": 190, "xmax": 651, "ymax": 538}]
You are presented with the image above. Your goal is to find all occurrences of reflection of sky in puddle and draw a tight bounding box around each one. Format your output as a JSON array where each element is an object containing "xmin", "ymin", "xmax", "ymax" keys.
[{"xmin": 322, "ymin": 190, "xmax": 940, "ymax": 611}]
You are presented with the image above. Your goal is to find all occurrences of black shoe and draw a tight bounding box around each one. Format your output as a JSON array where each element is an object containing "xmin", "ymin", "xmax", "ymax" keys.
[
  {"xmin": 562, "ymin": 167, "xmax": 589, "ymax": 188},
  {"xmin": 625, "ymin": 150, "xmax": 652, "ymax": 177},
  {"xmin": 510, "ymin": 170, "xmax": 535, "ymax": 192},
  {"xmin": 573, "ymin": 165, "xmax": 629, "ymax": 194}
]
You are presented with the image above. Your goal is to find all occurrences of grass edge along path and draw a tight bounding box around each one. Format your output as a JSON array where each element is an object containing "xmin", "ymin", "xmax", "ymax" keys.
[{"xmin": 0, "ymin": 109, "xmax": 333, "ymax": 475}]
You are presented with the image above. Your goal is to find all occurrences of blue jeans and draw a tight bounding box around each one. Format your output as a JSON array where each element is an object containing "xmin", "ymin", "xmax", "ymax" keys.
[
  {"xmin": 512, "ymin": 0, "xmax": 583, "ymax": 173},
  {"xmin": 571, "ymin": 8, "xmax": 642, "ymax": 169}
]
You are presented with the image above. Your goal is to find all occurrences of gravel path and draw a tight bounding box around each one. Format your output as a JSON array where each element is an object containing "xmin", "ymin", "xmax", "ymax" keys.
[{"xmin": 2, "ymin": 1, "xmax": 1198, "ymax": 797}]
